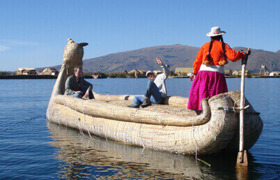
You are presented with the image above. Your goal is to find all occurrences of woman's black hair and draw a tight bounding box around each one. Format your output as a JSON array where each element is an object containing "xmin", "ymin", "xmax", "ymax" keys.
[{"xmin": 208, "ymin": 35, "xmax": 226, "ymax": 57}]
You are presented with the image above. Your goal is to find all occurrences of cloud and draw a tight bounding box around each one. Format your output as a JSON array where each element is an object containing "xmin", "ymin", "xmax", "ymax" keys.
[
  {"xmin": 0, "ymin": 45, "xmax": 10, "ymax": 52},
  {"xmin": 0, "ymin": 40, "xmax": 40, "ymax": 46}
]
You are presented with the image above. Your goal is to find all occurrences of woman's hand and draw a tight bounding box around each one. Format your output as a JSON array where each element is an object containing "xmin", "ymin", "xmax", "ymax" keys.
[
  {"xmin": 246, "ymin": 48, "xmax": 251, "ymax": 55},
  {"xmin": 190, "ymin": 74, "xmax": 196, "ymax": 81}
]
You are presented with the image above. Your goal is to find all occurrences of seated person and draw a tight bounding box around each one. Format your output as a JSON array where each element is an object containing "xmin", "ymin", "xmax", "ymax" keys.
[
  {"xmin": 64, "ymin": 66, "xmax": 94, "ymax": 99},
  {"xmin": 128, "ymin": 57, "xmax": 170, "ymax": 108}
]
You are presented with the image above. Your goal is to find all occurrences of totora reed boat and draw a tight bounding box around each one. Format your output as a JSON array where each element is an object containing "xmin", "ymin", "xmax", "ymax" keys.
[{"xmin": 46, "ymin": 39, "xmax": 263, "ymax": 155}]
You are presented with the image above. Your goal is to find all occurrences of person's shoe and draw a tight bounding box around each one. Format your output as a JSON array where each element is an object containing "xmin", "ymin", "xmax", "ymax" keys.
[
  {"xmin": 141, "ymin": 97, "xmax": 151, "ymax": 108},
  {"xmin": 127, "ymin": 104, "xmax": 140, "ymax": 108},
  {"xmin": 89, "ymin": 93, "xmax": 95, "ymax": 99}
]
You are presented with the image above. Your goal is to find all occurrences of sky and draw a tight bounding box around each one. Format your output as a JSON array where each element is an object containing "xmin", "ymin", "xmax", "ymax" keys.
[{"xmin": 0, "ymin": 0, "xmax": 279, "ymax": 71}]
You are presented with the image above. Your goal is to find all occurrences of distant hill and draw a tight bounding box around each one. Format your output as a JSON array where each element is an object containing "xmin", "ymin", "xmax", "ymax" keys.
[
  {"xmin": 82, "ymin": 44, "xmax": 199, "ymax": 73},
  {"xmin": 49, "ymin": 44, "xmax": 280, "ymax": 73},
  {"xmin": 228, "ymin": 47, "xmax": 280, "ymax": 72}
]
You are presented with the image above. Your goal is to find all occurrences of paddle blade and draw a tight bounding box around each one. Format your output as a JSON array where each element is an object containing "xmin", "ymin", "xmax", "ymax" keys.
[
  {"xmin": 236, "ymin": 150, "xmax": 248, "ymax": 166},
  {"xmin": 236, "ymin": 161, "xmax": 248, "ymax": 179}
]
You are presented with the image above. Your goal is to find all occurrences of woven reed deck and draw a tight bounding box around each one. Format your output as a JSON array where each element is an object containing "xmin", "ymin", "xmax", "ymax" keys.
[{"xmin": 107, "ymin": 100, "xmax": 197, "ymax": 117}]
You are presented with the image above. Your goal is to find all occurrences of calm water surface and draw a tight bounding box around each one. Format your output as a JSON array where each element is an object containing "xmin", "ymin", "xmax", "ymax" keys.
[{"xmin": 0, "ymin": 78, "xmax": 279, "ymax": 179}]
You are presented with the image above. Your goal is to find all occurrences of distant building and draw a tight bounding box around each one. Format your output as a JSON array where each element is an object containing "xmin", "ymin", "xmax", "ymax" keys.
[
  {"xmin": 175, "ymin": 67, "xmax": 193, "ymax": 76},
  {"xmin": 92, "ymin": 74, "xmax": 102, "ymax": 79},
  {"xmin": 232, "ymin": 70, "xmax": 251, "ymax": 77},
  {"xmin": 224, "ymin": 70, "xmax": 232, "ymax": 77},
  {"xmin": 259, "ymin": 65, "xmax": 269, "ymax": 76},
  {"xmin": 128, "ymin": 69, "xmax": 139, "ymax": 75},
  {"xmin": 264, "ymin": 72, "xmax": 270, "ymax": 76},
  {"xmin": 137, "ymin": 70, "xmax": 146, "ymax": 76},
  {"xmin": 124, "ymin": 69, "xmax": 146, "ymax": 78},
  {"xmin": 153, "ymin": 70, "xmax": 163, "ymax": 76},
  {"xmin": 39, "ymin": 68, "xmax": 58, "ymax": 76},
  {"xmin": 16, "ymin": 68, "xmax": 37, "ymax": 75},
  {"xmin": 269, "ymin": 72, "xmax": 280, "ymax": 76},
  {"xmin": 128, "ymin": 69, "xmax": 139, "ymax": 78},
  {"xmin": 232, "ymin": 71, "xmax": 239, "ymax": 76}
]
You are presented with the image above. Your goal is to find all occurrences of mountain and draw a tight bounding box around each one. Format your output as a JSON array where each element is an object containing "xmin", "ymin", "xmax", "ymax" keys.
[
  {"xmin": 50, "ymin": 44, "xmax": 280, "ymax": 73},
  {"xmin": 228, "ymin": 47, "xmax": 280, "ymax": 72},
  {"xmin": 82, "ymin": 44, "xmax": 199, "ymax": 73}
]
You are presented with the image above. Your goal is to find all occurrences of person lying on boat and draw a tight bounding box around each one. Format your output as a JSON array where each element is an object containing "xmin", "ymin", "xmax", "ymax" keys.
[
  {"xmin": 128, "ymin": 57, "xmax": 170, "ymax": 108},
  {"xmin": 64, "ymin": 66, "xmax": 94, "ymax": 99},
  {"xmin": 187, "ymin": 26, "xmax": 250, "ymax": 114}
]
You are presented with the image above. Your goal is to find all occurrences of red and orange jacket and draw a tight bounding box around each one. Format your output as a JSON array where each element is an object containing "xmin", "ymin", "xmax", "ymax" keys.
[{"xmin": 193, "ymin": 40, "xmax": 246, "ymax": 74}]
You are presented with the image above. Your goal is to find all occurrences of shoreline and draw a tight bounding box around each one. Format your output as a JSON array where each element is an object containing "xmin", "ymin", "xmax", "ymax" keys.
[
  {"xmin": 1, "ymin": 75, "xmax": 279, "ymax": 79},
  {"xmin": 0, "ymin": 75, "xmax": 58, "ymax": 79},
  {"xmin": 170, "ymin": 76, "xmax": 280, "ymax": 79},
  {"xmin": 0, "ymin": 75, "xmax": 93, "ymax": 79}
]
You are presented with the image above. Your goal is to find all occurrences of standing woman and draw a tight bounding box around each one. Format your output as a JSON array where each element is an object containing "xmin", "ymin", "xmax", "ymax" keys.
[{"xmin": 188, "ymin": 26, "xmax": 250, "ymax": 114}]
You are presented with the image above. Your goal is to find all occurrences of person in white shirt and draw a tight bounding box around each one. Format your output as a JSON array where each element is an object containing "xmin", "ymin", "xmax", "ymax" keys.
[{"xmin": 128, "ymin": 57, "xmax": 170, "ymax": 108}]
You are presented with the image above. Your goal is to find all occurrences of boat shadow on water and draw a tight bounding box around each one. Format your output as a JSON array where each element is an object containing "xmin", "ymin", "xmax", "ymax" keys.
[{"xmin": 47, "ymin": 121, "xmax": 261, "ymax": 179}]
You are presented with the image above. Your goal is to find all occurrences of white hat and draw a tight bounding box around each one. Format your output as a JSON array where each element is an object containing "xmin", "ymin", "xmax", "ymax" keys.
[
  {"xmin": 206, "ymin": 26, "xmax": 226, "ymax": 37},
  {"xmin": 146, "ymin": 71, "xmax": 154, "ymax": 77}
]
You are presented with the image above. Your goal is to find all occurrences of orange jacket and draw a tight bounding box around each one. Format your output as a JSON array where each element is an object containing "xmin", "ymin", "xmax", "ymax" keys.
[{"xmin": 193, "ymin": 40, "xmax": 246, "ymax": 74}]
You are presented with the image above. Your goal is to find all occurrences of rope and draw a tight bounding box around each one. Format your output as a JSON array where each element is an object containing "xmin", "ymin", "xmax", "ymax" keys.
[
  {"xmin": 57, "ymin": 106, "xmax": 61, "ymax": 126},
  {"xmin": 112, "ymin": 107, "xmax": 116, "ymax": 119},
  {"xmin": 139, "ymin": 124, "xmax": 146, "ymax": 149},
  {"xmin": 57, "ymin": 113, "xmax": 61, "ymax": 126},
  {"xmin": 192, "ymin": 118, "xmax": 198, "ymax": 159},
  {"xmin": 208, "ymin": 125, "xmax": 217, "ymax": 141},
  {"xmin": 59, "ymin": 97, "xmax": 72, "ymax": 128},
  {"xmin": 74, "ymin": 98, "xmax": 77, "ymax": 112},
  {"xmin": 74, "ymin": 98, "xmax": 84, "ymax": 135},
  {"xmin": 130, "ymin": 109, "xmax": 138, "ymax": 122},
  {"xmin": 103, "ymin": 120, "xmax": 108, "ymax": 141},
  {"xmin": 86, "ymin": 109, "xmax": 92, "ymax": 137},
  {"xmin": 64, "ymin": 98, "xmax": 68, "ymax": 127},
  {"xmin": 156, "ymin": 114, "xmax": 162, "ymax": 125},
  {"xmin": 82, "ymin": 101, "xmax": 92, "ymax": 137}
]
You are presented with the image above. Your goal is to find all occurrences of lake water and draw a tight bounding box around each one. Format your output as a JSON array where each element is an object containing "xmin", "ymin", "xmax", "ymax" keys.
[{"xmin": 0, "ymin": 78, "xmax": 279, "ymax": 179}]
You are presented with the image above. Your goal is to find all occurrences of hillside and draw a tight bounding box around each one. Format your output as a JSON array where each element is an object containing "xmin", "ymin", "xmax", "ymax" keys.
[
  {"xmin": 51, "ymin": 44, "xmax": 280, "ymax": 73},
  {"xmin": 82, "ymin": 44, "xmax": 199, "ymax": 73}
]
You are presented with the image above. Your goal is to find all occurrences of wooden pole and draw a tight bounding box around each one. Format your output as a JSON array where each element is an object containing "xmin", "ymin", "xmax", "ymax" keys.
[{"xmin": 236, "ymin": 49, "xmax": 250, "ymax": 166}]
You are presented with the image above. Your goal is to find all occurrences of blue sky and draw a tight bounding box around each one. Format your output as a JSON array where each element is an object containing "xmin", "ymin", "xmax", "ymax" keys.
[{"xmin": 0, "ymin": 0, "xmax": 279, "ymax": 71}]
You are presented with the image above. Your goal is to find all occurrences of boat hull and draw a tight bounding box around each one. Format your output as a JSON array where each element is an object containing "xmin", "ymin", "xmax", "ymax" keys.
[{"xmin": 47, "ymin": 91, "xmax": 263, "ymax": 155}]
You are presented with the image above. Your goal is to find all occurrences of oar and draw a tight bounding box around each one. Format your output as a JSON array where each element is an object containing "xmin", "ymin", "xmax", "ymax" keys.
[{"xmin": 236, "ymin": 48, "xmax": 250, "ymax": 166}]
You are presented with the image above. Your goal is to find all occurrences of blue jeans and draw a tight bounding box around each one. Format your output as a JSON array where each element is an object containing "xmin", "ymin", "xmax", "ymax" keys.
[
  {"xmin": 70, "ymin": 86, "xmax": 94, "ymax": 99},
  {"xmin": 131, "ymin": 80, "xmax": 163, "ymax": 105}
]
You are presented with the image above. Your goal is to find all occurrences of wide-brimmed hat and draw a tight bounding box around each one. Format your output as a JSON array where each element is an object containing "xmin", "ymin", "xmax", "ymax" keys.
[
  {"xmin": 206, "ymin": 26, "xmax": 226, "ymax": 37},
  {"xmin": 146, "ymin": 71, "xmax": 154, "ymax": 77}
]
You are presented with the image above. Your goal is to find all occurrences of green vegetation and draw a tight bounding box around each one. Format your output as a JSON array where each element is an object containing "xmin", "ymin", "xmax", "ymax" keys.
[
  {"xmin": 1, "ymin": 70, "xmax": 280, "ymax": 79},
  {"xmin": 0, "ymin": 71, "xmax": 14, "ymax": 76},
  {"xmin": 83, "ymin": 72, "xmax": 93, "ymax": 77},
  {"xmin": 93, "ymin": 72, "xmax": 108, "ymax": 78},
  {"xmin": 0, "ymin": 71, "xmax": 9, "ymax": 75},
  {"xmin": 89, "ymin": 71, "xmax": 127, "ymax": 78},
  {"xmin": 106, "ymin": 72, "xmax": 126, "ymax": 78}
]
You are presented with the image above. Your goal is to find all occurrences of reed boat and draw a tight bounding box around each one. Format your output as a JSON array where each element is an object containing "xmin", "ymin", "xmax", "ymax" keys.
[{"xmin": 46, "ymin": 39, "xmax": 263, "ymax": 155}]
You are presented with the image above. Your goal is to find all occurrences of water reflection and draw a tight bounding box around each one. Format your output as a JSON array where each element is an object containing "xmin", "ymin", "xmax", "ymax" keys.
[{"xmin": 47, "ymin": 121, "xmax": 260, "ymax": 179}]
